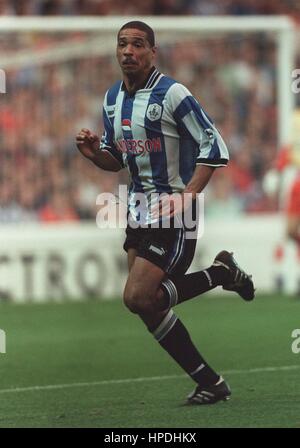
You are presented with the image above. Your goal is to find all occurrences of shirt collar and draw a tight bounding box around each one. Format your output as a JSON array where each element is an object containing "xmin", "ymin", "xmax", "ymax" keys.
[{"xmin": 121, "ymin": 66, "xmax": 160, "ymax": 94}]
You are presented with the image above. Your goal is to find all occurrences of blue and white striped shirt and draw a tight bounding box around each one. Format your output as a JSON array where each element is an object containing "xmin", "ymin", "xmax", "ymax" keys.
[{"xmin": 100, "ymin": 67, "xmax": 229, "ymax": 223}]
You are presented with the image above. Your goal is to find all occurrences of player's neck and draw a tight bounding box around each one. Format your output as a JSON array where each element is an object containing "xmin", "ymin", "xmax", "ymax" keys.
[{"xmin": 123, "ymin": 67, "xmax": 154, "ymax": 95}]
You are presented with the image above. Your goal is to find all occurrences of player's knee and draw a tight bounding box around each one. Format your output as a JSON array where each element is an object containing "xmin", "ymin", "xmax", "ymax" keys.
[{"xmin": 123, "ymin": 288, "xmax": 153, "ymax": 315}]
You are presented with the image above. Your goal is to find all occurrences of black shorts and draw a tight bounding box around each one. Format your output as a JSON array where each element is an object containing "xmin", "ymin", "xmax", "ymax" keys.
[{"xmin": 123, "ymin": 224, "xmax": 197, "ymax": 276}]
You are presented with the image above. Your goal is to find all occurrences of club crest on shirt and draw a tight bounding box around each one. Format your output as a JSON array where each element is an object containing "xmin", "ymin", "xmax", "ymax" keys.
[
  {"xmin": 146, "ymin": 103, "xmax": 162, "ymax": 122},
  {"xmin": 122, "ymin": 119, "xmax": 132, "ymax": 131}
]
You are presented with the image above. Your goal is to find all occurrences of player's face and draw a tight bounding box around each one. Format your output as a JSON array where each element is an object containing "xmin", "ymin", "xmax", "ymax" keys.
[{"xmin": 116, "ymin": 29, "xmax": 156, "ymax": 77}]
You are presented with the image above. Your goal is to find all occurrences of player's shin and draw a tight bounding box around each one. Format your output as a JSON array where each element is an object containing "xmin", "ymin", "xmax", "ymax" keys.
[{"xmin": 151, "ymin": 310, "xmax": 220, "ymax": 387}]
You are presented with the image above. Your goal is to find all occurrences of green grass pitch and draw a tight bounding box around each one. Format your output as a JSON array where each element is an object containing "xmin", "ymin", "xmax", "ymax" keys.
[{"xmin": 0, "ymin": 293, "xmax": 299, "ymax": 428}]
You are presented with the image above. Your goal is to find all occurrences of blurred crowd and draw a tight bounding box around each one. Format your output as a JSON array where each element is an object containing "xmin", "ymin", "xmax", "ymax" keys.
[
  {"xmin": 0, "ymin": 0, "xmax": 300, "ymax": 21},
  {"xmin": 0, "ymin": 0, "xmax": 298, "ymax": 222}
]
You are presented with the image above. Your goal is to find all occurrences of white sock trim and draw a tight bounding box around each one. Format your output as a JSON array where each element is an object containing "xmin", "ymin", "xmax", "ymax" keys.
[
  {"xmin": 190, "ymin": 363, "xmax": 205, "ymax": 376},
  {"xmin": 203, "ymin": 269, "xmax": 213, "ymax": 287},
  {"xmin": 215, "ymin": 376, "xmax": 223, "ymax": 385},
  {"xmin": 153, "ymin": 309, "xmax": 178, "ymax": 342}
]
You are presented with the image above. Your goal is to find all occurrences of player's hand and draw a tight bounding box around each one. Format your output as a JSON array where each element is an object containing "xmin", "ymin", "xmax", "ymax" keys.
[
  {"xmin": 76, "ymin": 128, "xmax": 100, "ymax": 160},
  {"xmin": 152, "ymin": 192, "xmax": 194, "ymax": 220}
]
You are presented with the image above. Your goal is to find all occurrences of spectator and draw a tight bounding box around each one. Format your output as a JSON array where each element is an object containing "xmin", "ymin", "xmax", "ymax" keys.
[{"xmin": 39, "ymin": 188, "xmax": 80, "ymax": 222}]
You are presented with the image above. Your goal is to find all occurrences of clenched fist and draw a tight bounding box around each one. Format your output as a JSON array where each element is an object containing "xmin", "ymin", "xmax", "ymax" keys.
[{"xmin": 76, "ymin": 128, "xmax": 100, "ymax": 160}]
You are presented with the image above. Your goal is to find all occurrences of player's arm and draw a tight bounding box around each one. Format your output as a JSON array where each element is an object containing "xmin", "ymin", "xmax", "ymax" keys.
[
  {"xmin": 171, "ymin": 84, "xmax": 229, "ymax": 186},
  {"xmin": 166, "ymin": 82, "xmax": 229, "ymax": 167},
  {"xmin": 76, "ymin": 128, "xmax": 122, "ymax": 172},
  {"xmin": 156, "ymin": 164, "xmax": 215, "ymax": 219},
  {"xmin": 158, "ymin": 83, "xmax": 229, "ymax": 216},
  {"xmin": 76, "ymin": 93, "xmax": 125, "ymax": 172},
  {"xmin": 158, "ymin": 165, "xmax": 214, "ymax": 216},
  {"xmin": 183, "ymin": 165, "xmax": 215, "ymax": 198}
]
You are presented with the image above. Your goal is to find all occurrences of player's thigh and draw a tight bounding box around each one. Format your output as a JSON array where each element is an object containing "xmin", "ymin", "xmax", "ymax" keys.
[
  {"xmin": 127, "ymin": 248, "xmax": 138, "ymax": 272},
  {"xmin": 124, "ymin": 256, "xmax": 166, "ymax": 302}
]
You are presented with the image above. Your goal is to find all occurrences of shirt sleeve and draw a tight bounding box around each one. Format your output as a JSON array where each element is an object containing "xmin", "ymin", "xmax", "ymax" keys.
[
  {"xmin": 166, "ymin": 83, "xmax": 229, "ymax": 167},
  {"xmin": 100, "ymin": 93, "xmax": 124, "ymax": 168}
]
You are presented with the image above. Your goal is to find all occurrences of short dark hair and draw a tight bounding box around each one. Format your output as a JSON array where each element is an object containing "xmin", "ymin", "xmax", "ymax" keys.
[{"xmin": 118, "ymin": 21, "xmax": 155, "ymax": 47}]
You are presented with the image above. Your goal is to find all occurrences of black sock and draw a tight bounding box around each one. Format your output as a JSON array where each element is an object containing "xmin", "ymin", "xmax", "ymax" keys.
[
  {"xmin": 152, "ymin": 310, "xmax": 219, "ymax": 387},
  {"xmin": 161, "ymin": 265, "xmax": 230, "ymax": 308}
]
